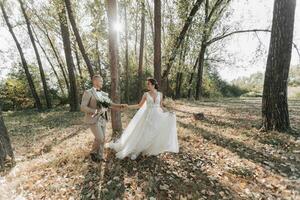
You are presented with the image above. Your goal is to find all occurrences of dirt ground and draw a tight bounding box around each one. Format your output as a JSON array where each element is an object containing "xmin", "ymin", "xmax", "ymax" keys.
[{"xmin": 0, "ymin": 97, "xmax": 299, "ymax": 200}]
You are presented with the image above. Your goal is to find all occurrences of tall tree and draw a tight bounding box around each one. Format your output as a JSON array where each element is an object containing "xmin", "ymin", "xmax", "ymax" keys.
[
  {"xmin": 0, "ymin": 108, "xmax": 14, "ymax": 168},
  {"xmin": 64, "ymin": 0, "xmax": 95, "ymax": 80},
  {"xmin": 124, "ymin": 3, "xmax": 130, "ymax": 103},
  {"xmin": 138, "ymin": 0, "xmax": 146, "ymax": 98},
  {"xmin": 154, "ymin": 0, "xmax": 161, "ymax": 86},
  {"xmin": 31, "ymin": 13, "xmax": 70, "ymax": 91},
  {"xmin": 106, "ymin": 0, "xmax": 122, "ymax": 133},
  {"xmin": 187, "ymin": 57, "xmax": 199, "ymax": 98},
  {"xmin": 0, "ymin": 1, "xmax": 42, "ymax": 111},
  {"xmin": 162, "ymin": 0, "xmax": 204, "ymax": 82},
  {"xmin": 73, "ymin": 42, "xmax": 85, "ymax": 92},
  {"xmin": 32, "ymin": 27, "xmax": 65, "ymax": 96},
  {"xmin": 195, "ymin": 0, "xmax": 230, "ymax": 100},
  {"xmin": 262, "ymin": 0, "xmax": 296, "ymax": 132},
  {"xmin": 57, "ymin": 1, "xmax": 79, "ymax": 111},
  {"xmin": 18, "ymin": 0, "xmax": 52, "ymax": 109}
]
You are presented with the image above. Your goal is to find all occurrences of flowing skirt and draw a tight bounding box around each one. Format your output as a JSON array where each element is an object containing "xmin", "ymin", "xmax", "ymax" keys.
[{"xmin": 106, "ymin": 103, "xmax": 179, "ymax": 159}]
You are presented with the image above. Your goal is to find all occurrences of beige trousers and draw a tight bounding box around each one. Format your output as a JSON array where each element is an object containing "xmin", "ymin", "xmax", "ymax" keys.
[{"xmin": 90, "ymin": 120, "xmax": 106, "ymax": 158}]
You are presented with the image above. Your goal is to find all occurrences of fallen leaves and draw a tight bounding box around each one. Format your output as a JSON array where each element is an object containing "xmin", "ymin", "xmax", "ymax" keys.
[{"xmin": 1, "ymin": 99, "xmax": 299, "ymax": 199}]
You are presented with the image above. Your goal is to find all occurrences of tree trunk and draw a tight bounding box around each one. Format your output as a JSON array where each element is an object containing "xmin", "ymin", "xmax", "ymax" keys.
[
  {"xmin": 31, "ymin": 12, "xmax": 70, "ymax": 92},
  {"xmin": 146, "ymin": 0, "xmax": 154, "ymax": 42},
  {"xmin": 32, "ymin": 16, "xmax": 70, "ymax": 92},
  {"xmin": 262, "ymin": 0, "xmax": 296, "ymax": 132},
  {"xmin": 138, "ymin": 0, "xmax": 146, "ymax": 99},
  {"xmin": 106, "ymin": 0, "xmax": 122, "ymax": 133},
  {"xmin": 0, "ymin": 109, "xmax": 14, "ymax": 168},
  {"xmin": 195, "ymin": 42, "xmax": 207, "ymax": 100},
  {"xmin": 134, "ymin": 2, "xmax": 139, "ymax": 63},
  {"xmin": 0, "ymin": 2, "xmax": 42, "ymax": 111},
  {"xmin": 19, "ymin": 0, "xmax": 52, "ymax": 109},
  {"xmin": 187, "ymin": 57, "xmax": 199, "ymax": 98},
  {"xmin": 95, "ymin": 40, "xmax": 102, "ymax": 76},
  {"xmin": 124, "ymin": 4, "xmax": 129, "ymax": 103},
  {"xmin": 162, "ymin": 0, "xmax": 204, "ymax": 81},
  {"xmin": 154, "ymin": 0, "xmax": 161, "ymax": 86},
  {"xmin": 44, "ymin": 30, "xmax": 70, "ymax": 92},
  {"xmin": 64, "ymin": 0, "xmax": 95, "ymax": 80},
  {"xmin": 73, "ymin": 41, "xmax": 86, "ymax": 93},
  {"xmin": 32, "ymin": 27, "xmax": 65, "ymax": 96},
  {"xmin": 175, "ymin": 72, "xmax": 183, "ymax": 99},
  {"xmin": 58, "ymin": 2, "xmax": 79, "ymax": 112}
]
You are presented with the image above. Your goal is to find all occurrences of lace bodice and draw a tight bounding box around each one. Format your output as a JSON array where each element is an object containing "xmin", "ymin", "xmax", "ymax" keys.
[{"xmin": 146, "ymin": 91, "xmax": 161, "ymax": 107}]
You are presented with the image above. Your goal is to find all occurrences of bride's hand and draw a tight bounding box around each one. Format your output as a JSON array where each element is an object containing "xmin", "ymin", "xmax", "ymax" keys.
[{"xmin": 121, "ymin": 104, "xmax": 128, "ymax": 110}]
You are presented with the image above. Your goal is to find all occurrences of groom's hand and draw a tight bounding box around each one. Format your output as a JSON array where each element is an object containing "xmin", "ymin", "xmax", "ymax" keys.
[{"xmin": 120, "ymin": 104, "xmax": 128, "ymax": 110}]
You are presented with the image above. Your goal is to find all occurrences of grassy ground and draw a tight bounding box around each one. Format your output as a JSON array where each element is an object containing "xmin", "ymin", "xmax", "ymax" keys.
[{"xmin": 0, "ymin": 98, "xmax": 299, "ymax": 200}]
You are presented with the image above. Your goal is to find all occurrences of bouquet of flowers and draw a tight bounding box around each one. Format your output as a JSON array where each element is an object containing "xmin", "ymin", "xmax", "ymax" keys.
[
  {"xmin": 96, "ymin": 91, "xmax": 112, "ymax": 108},
  {"xmin": 92, "ymin": 92, "xmax": 112, "ymax": 118}
]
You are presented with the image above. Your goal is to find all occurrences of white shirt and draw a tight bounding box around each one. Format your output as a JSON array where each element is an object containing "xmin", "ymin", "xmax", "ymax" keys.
[
  {"xmin": 93, "ymin": 87, "xmax": 110, "ymax": 111},
  {"xmin": 93, "ymin": 87, "xmax": 102, "ymax": 99}
]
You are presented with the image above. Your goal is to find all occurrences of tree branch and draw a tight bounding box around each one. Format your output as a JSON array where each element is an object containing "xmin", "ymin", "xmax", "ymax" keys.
[
  {"xmin": 162, "ymin": 0, "xmax": 205, "ymax": 80},
  {"xmin": 207, "ymin": 29, "xmax": 300, "ymax": 63},
  {"xmin": 293, "ymin": 43, "xmax": 300, "ymax": 63},
  {"xmin": 207, "ymin": 29, "xmax": 271, "ymax": 45}
]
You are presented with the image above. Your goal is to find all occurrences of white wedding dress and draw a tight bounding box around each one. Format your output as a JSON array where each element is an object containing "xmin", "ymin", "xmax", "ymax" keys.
[{"xmin": 106, "ymin": 92, "xmax": 179, "ymax": 159}]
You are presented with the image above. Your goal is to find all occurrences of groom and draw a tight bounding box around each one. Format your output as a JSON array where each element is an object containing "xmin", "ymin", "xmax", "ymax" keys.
[{"xmin": 81, "ymin": 75, "xmax": 127, "ymax": 163}]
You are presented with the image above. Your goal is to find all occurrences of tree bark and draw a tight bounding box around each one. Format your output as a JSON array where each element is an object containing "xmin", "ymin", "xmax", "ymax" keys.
[
  {"xmin": 0, "ymin": 2, "xmax": 42, "ymax": 111},
  {"xmin": 106, "ymin": 0, "xmax": 122, "ymax": 133},
  {"xmin": 262, "ymin": 0, "xmax": 296, "ymax": 132},
  {"xmin": 187, "ymin": 57, "xmax": 199, "ymax": 98},
  {"xmin": 0, "ymin": 109, "xmax": 14, "ymax": 168},
  {"xmin": 175, "ymin": 72, "xmax": 183, "ymax": 99},
  {"xmin": 195, "ymin": 42, "xmax": 207, "ymax": 100},
  {"xmin": 58, "ymin": 2, "xmax": 79, "ymax": 112},
  {"xmin": 154, "ymin": 0, "xmax": 161, "ymax": 86},
  {"xmin": 18, "ymin": 0, "xmax": 52, "ymax": 109},
  {"xmin": 138, "ymin": 0, "xmax": 146, "ymax": 99},
  {"xmin": 64, "ymin": 0, "xmax": 95, "ymax": 80}
]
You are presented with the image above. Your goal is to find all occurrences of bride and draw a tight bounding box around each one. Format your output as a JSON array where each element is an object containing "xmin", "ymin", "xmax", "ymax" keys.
[{"xmin": 105, "ymin": 78, "xmax": 179, "ymax": 160}]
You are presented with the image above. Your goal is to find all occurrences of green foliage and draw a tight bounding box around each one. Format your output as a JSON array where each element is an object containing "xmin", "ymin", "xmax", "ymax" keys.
[
  {"xmin": 231, "ymin": 72, "xmax": 264, "ymax": 93},
  {"xmin": 0, "ymin": 64, "xmax": 63, "ymax": 111},
  {"xmin": 202, "ymin": 69, "xmax": 247, "ymax": 98},
  {"xmin": 232, "ymin": 65, "xmax": 300, "ymax": 93},
  {"xmin": 241, "ymin": 91, "xmax": 262, "ymax": 98}
]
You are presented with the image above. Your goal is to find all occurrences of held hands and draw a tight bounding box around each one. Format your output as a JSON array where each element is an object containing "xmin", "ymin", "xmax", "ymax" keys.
[{"xmin": 120, "ymin": 104, "xmax": 129, "ymax": 111}]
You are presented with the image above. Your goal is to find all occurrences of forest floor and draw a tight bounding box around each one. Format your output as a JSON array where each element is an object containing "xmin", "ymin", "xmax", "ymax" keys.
[{"xmin": 0, "ymin": 97, "xmax": 299, "ymax": 200}]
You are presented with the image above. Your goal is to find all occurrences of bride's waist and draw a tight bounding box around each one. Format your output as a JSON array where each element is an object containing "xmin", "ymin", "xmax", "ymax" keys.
[{"xmin": 146, "ymin": 104, "xmax": 160, "ymax": 108}]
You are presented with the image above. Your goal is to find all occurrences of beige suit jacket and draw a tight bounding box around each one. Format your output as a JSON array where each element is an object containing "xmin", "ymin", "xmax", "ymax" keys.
[{"xmin": 80, "ymin": 88, "xmax": 107, "ymax": 125}]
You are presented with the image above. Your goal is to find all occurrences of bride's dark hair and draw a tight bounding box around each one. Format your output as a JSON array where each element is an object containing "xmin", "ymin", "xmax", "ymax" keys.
[{"xmin": 147, "ymin": 78, "xmax": 159, "ymax": 90}]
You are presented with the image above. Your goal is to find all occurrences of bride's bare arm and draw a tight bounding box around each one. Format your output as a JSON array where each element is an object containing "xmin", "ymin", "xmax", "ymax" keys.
[{"xmin": 128, "ymin": 94, "xmax": 147, "ymax": 109}]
